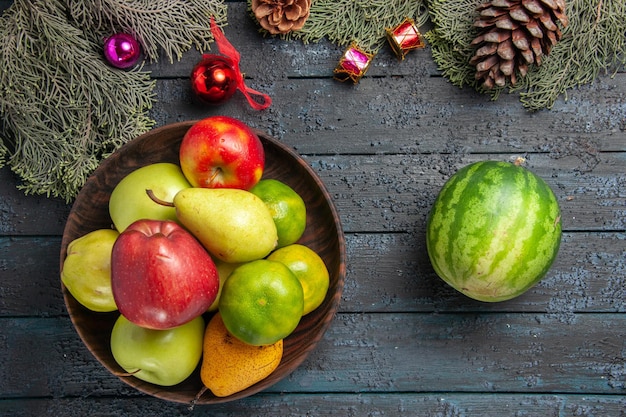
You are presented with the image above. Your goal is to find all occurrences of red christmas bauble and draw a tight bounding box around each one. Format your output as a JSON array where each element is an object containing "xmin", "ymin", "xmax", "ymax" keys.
[
  {"xmin": 103, "ymin": 33, "xmax": 141, "ymax": 69},
  {"xmin": 190, "ymin": 55, "xmax": 238, "ymax": 105}
]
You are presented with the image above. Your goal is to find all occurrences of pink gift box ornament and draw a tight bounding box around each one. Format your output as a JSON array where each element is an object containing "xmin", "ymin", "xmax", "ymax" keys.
[{"xmin": 333, "ymin": 43, "xmax": 375, "ymax": 83}]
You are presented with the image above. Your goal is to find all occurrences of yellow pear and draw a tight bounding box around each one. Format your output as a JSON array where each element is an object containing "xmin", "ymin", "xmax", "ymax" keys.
[
  {"xmin": 171, "ymin": 188, "xmax": 278, "ymax": 263},
  {"xmin": 200, "ymin": 313, "xmax": 282, "ymax": 397},
  {"xmin": 206, "ymin": 258, "xmax": 242, "ymax": 312},
  {"xmin": 61, "ymin": 229, "xmax": 119, "ymax": 312}
]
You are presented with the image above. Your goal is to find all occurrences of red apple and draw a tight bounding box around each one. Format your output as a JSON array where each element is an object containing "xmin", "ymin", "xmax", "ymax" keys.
[
  {"xmin": 179, "ymin": 115, "xmax": 264, "ymax": 190},
  {"xmin": 111, "ymin": 219, "xmax": 219, "ymax": 330}
]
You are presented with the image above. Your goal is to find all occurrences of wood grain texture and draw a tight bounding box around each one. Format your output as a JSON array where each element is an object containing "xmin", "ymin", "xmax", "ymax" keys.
[
  {"xmin": 0, "ymin": 392, "xmax": 626, "ymax": 417},
  {"xmin": 151, "ymin": 76, "xmax": 626, "ymax": 154},
  {"xmin": 3, "ymin": 232, "xmax": 625, "ymax": 318},
  {"xmin": 2, "ymin": 394, "xmax": 626, "ymax": 417},
  {"xmin": 2, "ymin": 314, "xmax": 626, "ymax": 398},
  {"xmin": 308, "ymin": 153, "xmax": 626, "ymax": 233},
  {"xmin": 2, "ymin": 152, "xmax": 624, "ymax": 235}
]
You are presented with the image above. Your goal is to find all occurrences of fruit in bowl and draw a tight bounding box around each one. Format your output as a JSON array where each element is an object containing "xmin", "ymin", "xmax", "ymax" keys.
[
  {"xmin": 110, "ymin": 315, "xmax": 205, "ymax": 386},
  {"xmin": 60, "ymin": 118, "xmax": 346, "ymax": 404},
  {"xmin": 219, "ymin": 259, "xmax": 305, "ymax": 346},
  {"xmin": 250, "ymin": 179, "xmax": 307, "ymax": 249},
  {"xmin": 110, "ymin": 219, "xmax": 220, "ymax": 330},
  {"xmin": 61, "ymin": 229, "xmax": 119, "ymax": 313},
  {"xmin": 149, "ymin": 187, "xmax": 279, "ymax": 263},
  {"xmin": 179, "ymin": 115, "xmax": 264, "ymax": 190},
  {"xmin": 108, "ymin": 162, "xmax": 192, "ymax": 232}
]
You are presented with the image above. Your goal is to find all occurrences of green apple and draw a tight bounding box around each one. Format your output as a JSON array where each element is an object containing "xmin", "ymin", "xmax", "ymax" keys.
[
  {"xmin": 61, "ymin": 229, "xmax": 119, "ymax": 312},
  {"xmin": 109, "ymin": 162, "xmax": 191, "ymax": 232},
  {"xmin": 110, "ymin": 314, "xmax": 205, "ymax": 386}
]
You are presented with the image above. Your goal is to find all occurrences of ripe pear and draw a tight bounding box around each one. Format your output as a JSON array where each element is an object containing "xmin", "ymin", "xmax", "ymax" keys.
[
  {"xmin": 200, "ymin": 313, "xmax": 282, "ymax": 397},
  {"xmin": 168, "ymin": 188, "xmax": 278, "ymax": 263},
  {"xmin": 61, "ymin": 229, "xmax": 119, "ymax": 312},
  {"xmin": 207, "ymin": 258, "xmax": 242, "ymax": 312}
]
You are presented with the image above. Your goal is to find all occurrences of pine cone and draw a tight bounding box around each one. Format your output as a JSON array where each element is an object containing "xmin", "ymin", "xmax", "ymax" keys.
[
  {"xmin": 469, "ymin": 0, "xmax": 569, "ymax": 89},
  {"xmin": 251, "ymin": 0, "xmax": 312, "ymax": 35}
]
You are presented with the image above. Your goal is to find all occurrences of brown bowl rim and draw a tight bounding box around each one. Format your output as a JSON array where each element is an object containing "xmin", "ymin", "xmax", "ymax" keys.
[{"xmin": 60, "ymin": 120, "xmax": 346, "ymax": 404}]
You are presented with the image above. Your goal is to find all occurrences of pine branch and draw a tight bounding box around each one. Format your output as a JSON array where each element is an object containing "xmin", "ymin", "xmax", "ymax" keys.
[
  {"xmin": 67, "ymin": 0, "xmax": 228, "ymax": 64},
  {"xmin": 425, "ymin": 0, "xmax": 503, "ymax": 100},
  {"xmin": 251, "ymin": 0, "xmax": 430, "ymax": 52},
  {"xmin": 427, "ymin": 0, "xmax": 478, "ymax": 47},
  {"xmin": 0, "ymin": 0, "xmax": 156, "ymax": 201},
  {"xmin": 426, "ymin": 29, "xmax": 476, "ymax": 88},
  {"xmin": 515, "ymin": 0, "xmax": 626, "ymax": 110},
  {"xmin": 1, "ymin": 0, "xmax": 228, "ymax": 201},
  {"xmin": 426, "ymin": 0, "xmax": 626, "ymax": 111}
]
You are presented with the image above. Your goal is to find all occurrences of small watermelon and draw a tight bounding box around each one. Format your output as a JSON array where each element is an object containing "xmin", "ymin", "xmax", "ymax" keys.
[{"xmin": 426, "ymin": 159, "xmax": 562, "ymax": 302}]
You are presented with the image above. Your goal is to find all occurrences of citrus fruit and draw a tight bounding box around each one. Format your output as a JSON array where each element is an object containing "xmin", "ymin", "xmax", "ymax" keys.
[
  {"xmin": 267, "ymin": 244, "xmax": 330, "ymax": 315},
  {"xmin": 249, "ymin": 179, "xmax": 307, "ymax": 248},
  {"xmin": 219, "ymin": 259, "xmax": 304, "ymax": 346}
]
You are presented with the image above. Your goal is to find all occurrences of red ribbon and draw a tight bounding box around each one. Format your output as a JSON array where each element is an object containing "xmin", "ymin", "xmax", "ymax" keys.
[{"xmin": 210, "ymin": 17, "xmax": 272, "ymax": 110}]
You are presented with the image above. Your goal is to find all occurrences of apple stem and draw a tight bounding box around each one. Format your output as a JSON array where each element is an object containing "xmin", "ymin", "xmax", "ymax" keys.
[
  {"xmin": 208, "ymin": 168, "xmax": 222, "ymax": 187},
  {"xmin": 146, "ymin": 189, "xmax": 175, "ymax": 207}
]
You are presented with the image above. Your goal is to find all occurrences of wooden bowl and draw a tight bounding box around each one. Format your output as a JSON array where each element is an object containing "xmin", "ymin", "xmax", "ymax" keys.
[{"xmin": 60, "ymin": 121, "xmax": 346, "ymax": 404}]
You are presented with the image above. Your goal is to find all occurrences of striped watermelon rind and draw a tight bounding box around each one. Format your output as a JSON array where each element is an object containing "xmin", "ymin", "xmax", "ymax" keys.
[{"xmin": 426, "ymin": 160, "xmax": 562, "ymax": 302}]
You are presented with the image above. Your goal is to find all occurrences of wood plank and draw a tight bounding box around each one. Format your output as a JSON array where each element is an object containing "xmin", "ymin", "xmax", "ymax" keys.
[
  {"xmin": 144, "ymin": 5, "xmax": 626, "ymax": 155},
  {"xmin": 342, "ymin": 231, "xmax": 626, "ymax": 314},
  {"xmin": 2, "ymin": 232, "xmax": 624, "ymax": 317},
  {"xmin": 1, "ymin": 151, "xmax": 624, "ymax": 235},
  {"xmin": 1, "ymin": 393, "xmax": 625, "ymax": 417},
  {"xmin": 149, "ymin": 75, "xmax": 626, "ymax": 154},
  {"xmin": 274, "ymin": 313, "xmax": 626, "ymax": 395},
  {"xmin": 3, "ymin": 1, "xmax": 621, "ymax": 83},
  {"xmin": 2, "ymin": 0, "xmax": 625, "ymax": 413},
  {"xmin": 0, "ymin": 237, "xmax": 66, "ymax": 317},
  {"xmin": 0, "ymin": 168, "xmax": 70, "ymax": 236},
  {"xmin": 313, "ymin": 152, "xmax": 626, "ymax": 233},
  {"xmin": 145, "ymin": 2, "xmax": 626, "ymax": 80},
  {"xmin": 1, "ymin": 314, "xmax": 625, "ymax": 398},
  {"xmin": 142, "ymin": 2, "xmax": 439, "ymax": 79},
  {"xmin": 0, "ymin": 317, "xmax": 128, "ymax": 399}
]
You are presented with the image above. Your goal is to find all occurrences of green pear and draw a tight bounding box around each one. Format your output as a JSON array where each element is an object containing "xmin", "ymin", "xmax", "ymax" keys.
[
  {"xmin": 170, "ymin": 188, "xmax": 278, "ymax": 263},
  {"xmin": 207, "ymin": 258, "xmax": 243, "ymax": 312},
  {"xmin": 61, "ymin": 229, "xmax": 119, "ymax": 312}
]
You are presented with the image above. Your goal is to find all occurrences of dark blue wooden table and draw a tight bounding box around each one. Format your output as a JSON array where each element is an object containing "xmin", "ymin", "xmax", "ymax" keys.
[{"xmin": 1, "ymin": 1, "xmax": 625, "ymax": 415}]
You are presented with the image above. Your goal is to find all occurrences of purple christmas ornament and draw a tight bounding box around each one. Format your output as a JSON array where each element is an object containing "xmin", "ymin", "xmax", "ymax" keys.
[{"xmin": 103, "ymin": 33, "xmax": 141, "ymax": 69}]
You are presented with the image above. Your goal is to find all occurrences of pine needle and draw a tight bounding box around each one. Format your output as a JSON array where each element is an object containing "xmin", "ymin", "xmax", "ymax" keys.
[
  {"xmin": 0, "ymin": 0, "xmax": 227, "ymax": 201},
  {"xmin": 253, "ymin": 0, "xmax": 430, "ymax": 52},
  {"xmin": 67, "ymin": 0, "xmax": 228, "ymax": 63},
  {"xmin": 515, "ymin": 0, "xmax": 626, "ymax": 110},
  {"xmin": 426, "ymin": 0, "xmax": 626, "ymax": 111}
]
